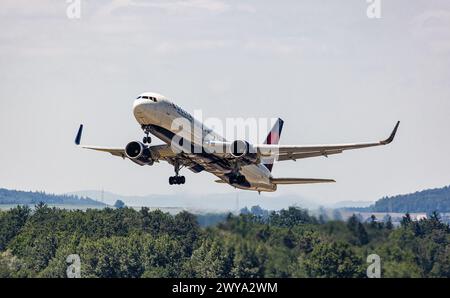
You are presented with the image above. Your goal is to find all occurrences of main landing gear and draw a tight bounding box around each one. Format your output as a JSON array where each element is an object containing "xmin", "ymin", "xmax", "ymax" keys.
[
  {"xmin": 229, "ymin": 161, "xmax": 245, "ymax": 184},
  {"xmin": 169, "ymin": 161, "xmax": 186, "ymax": 185},
  {"xmin": 229, "ymin": 174, "xmax": 246, "ymax": 184},
  {"xmin": 169, "ymin": 176, "xmax": 185, "ymax": 185}
]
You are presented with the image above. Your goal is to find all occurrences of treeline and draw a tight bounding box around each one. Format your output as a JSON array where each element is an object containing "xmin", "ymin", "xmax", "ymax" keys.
[
  {"xmin": 0, "ymin": 188, "xmax": 105, "ymax": 206},
  {"xmin": 0, "ymin": 204, "xmax": 449, "ymax": 278},
  {"xmin": 350, "ymin": 185, "xmax": 450, "ymax": 213}
]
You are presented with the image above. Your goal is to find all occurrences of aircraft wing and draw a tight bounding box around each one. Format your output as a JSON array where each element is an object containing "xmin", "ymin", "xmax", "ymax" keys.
[
  {"xmin": 258, "ymin": 121, "xmax": 400, "ymax": 161},
  {"xmin": 78, "ymin": 145, "xmax": 126, "ymax": 158},
  {"xmin": 74, "ymin": 124, "xmax": 177, "ymax": 160},
  {"xmin": 78, "ymin": 144, "xmax": 177, "ymax": 159},
  {"xmin": 74, "ymin": 124, "xmax": 206, "ymax": 173}
]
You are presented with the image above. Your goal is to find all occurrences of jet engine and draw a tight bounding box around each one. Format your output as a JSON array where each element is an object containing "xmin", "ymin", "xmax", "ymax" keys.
[
  {"xmin": 230, "ymin": 140, "xmax": 258, "ymax": 163},
  {"xmin": 125, "ymin": 141, "xmax": 154, "ymax": 166}
]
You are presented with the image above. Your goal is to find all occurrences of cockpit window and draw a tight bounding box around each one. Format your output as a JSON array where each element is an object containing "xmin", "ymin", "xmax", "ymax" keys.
[{"xmin": 137, "ymin": 95, "xmax": 158, "ymax": 102}]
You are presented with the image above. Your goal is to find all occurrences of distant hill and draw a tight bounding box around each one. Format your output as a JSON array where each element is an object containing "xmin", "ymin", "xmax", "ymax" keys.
[
  {"xmin": 0, "ymin": 188, "xmax": 106, "ymax": 207},
  {"xmin": 332, "ymin": 200, "xmax": 373, "ymax": 209},
  {"xmin": 67, "ymin": 190, "xmax": 320, "ymax": 212},
  {"xmin": 346, "ymin": 185, "xmax": 450, "ymax": 214}
]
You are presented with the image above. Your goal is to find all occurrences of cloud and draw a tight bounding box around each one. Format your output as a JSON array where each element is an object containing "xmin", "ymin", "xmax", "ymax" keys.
[
  {"xmin": 411, "ymin": 9, "xmax": 450, "ymax": 54},
  {"xmin": 142, "ymin": 36, "xmax": 313, "ymax": 57},
  {"xmin": 0, "ymin": 0, "xmax": 63, "ymax": 18},
  {"xmin": 97, "ymin": 0, "xmax": 230, "ymax": 17},
  {"xmin": 235, "ymin": 3, "xmax": 256, "ymax": 14},
  {"xmin": 151, "ymin": 38, "xmax": 308, "ymax": 56},
  {"xmin": 154, "ymin": 39, "xmax": 234, "ymax": 54},
  {"xmin": 243, "ymin": 39, "xmax": 305, "ymax": 55},
  {"xmin": 412, "ymin": 10, "xmax": 450, "ymax": 35}
]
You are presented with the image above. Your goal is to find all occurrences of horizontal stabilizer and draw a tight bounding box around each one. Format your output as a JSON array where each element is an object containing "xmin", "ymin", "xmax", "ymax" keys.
[{"xmin": 271, "ymin": 178, "xmax": 335, "ymax": 185}]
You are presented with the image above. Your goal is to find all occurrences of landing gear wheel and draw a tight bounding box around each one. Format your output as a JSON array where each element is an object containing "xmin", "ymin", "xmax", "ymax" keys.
[
  {"xmin": 142, "ymin": 125, "xmax": 152, "ymax": 144},
  {"xmin": 169, "ymin": 161, "xmax": 186, "ymax": 185},
  {"xmin": 143, "ymin": 136, "xmax": 152, "ymax": 144},
  {"xmin": 169, "ymin": 176, "xmax": 186, "ymax": 185}
]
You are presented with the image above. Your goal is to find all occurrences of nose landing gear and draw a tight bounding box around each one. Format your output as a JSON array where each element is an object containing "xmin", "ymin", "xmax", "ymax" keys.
[
  {"xmin": 143, "ymin": 136, "xmax": 152, "ymax": 144},
  {"xmin": 142, "ymin": 125, "xmax": 152, "ymax": 144}
]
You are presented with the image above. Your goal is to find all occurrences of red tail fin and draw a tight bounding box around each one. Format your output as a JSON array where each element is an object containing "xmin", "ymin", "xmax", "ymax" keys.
[{"xmin": 263, "ymin": 118, "xmax": 284, "ymax": 172}]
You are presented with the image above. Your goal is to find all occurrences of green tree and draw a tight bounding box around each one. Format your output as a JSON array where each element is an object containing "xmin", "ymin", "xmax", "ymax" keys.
[
  {"xmin": 114, "ymin": 200, "xmax": 126, "ymax": 209},
  {"xmin": 231, "ymin": 242, "xmax": 266, "ymax": 278},
  {"xmin": 188, "ymin": 238, "xmax": 232, "ymax": 278},
  {"xmin": 385, "ymin": 215, "xmax": 393, "ymax": 230},
  {"xmin": 0, "ymin": 250, "xmax": 26, "ymax": 278},
  {"xmin": 401, "ymin": 213, "xmax": 412, "ymax": 227},
  {"xmin": 301, "ymin": 241, "xmax": 364, "ymax": 278},
  {"xmin": 347, "ymin": 214, "xmax": 369, "ymax": 245},
  {"xmin": 142, "ymin": 234, "xmax": 185, "ymax": 278},
  {"xmin": 0, "ymin": 205, "xmax": 31, "ymax": 250},
  {"xmin": 172, "ymin": 211, "xmax": 201, "ymax": 255},
  {"xmin": 369, "ymin": 215, "xmax": 377, "ymax": 229},
  {"xmin": 270, "ymin": 207, "xmax": 316, "ymax": 228}
]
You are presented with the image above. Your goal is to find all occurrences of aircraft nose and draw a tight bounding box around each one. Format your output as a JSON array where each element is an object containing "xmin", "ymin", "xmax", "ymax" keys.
[
  {"xmin": 133, "ymin": 99, "xmax": 143, "ymax": 110},
  {"xmin": 133, "ymin": 97, "xmax": 159, "ymax": 124},
  {"xmin": 133, "ymin": 98, "xmax": 151, "ymax": 120},
  {"xmin": 133, "ymin": 99, "xmax": 145, "ymax": 113}
]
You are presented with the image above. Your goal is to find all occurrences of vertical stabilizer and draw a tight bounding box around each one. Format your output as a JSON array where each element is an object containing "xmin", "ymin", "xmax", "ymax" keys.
[{"xmin": 263, "ymin": 118, "xmax": 284, "ymax": 172}]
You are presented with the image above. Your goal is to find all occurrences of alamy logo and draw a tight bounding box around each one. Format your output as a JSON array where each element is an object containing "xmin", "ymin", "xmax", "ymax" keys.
[
  {"xmin": 366, "ymin": 254, "xmax": 381, "ymax": 278},
  {"xmin": 66, "ymin": 254, "xmax": 81, "ymax": 278},
  {"xmin": 66, "ymin": 0, "xmax": 81, "ymax": 19},
  {"xmin": 366, "ymin": 0, "xmax": 382, "ymax": 19}
]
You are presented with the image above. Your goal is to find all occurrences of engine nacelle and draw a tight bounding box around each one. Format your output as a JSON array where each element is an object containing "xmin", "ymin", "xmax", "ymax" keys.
[
  {"xmin": 230, "ymin": 140, "xmax": 249, "ymax": 158},
  {"xmin": 230, "ymin": 140, "xmax": 258, "ymax": 163},
  {"xmin": 125, "ymin": 141, "xmax": 154, "ymax": 166}
]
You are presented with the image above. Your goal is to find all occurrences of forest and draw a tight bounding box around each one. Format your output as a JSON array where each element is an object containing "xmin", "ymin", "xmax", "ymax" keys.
[
  {"xmin": 350, "ymin": 185, "xmax": 450, "ymax": 213},
  {"xmin": 0, "ymin": 188, "xmax": 104, "ymax": 206},
  {"xmin": 0, "ymin": 203, "xmax": 449, "ymax": 278}
]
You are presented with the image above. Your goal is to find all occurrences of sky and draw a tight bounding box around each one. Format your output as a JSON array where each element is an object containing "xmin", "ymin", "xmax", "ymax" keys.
[{"xmin": 1, "ymin": 0, "xmax": 449, "ymax": 205}]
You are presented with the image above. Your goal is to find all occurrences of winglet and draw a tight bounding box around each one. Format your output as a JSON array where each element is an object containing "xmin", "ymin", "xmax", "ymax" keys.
[
  {"xmin": 75, "ymin": 124, "xmax": 83, "ymax": 145},
  {"xmin": 380, "ymin": 121, "xmax": 400, "ymax": 145}
]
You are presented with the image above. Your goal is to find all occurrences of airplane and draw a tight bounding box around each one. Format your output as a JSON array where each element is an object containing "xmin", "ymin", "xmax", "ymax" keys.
[{"xmin": 75, "ymin": 92, "xmax": 400, "ymax": 193}]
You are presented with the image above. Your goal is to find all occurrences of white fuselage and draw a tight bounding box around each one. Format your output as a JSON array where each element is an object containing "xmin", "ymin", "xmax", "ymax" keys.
[{"xmin": 132, "ymin": 92, "xmax": 276, "ymax": 192}]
